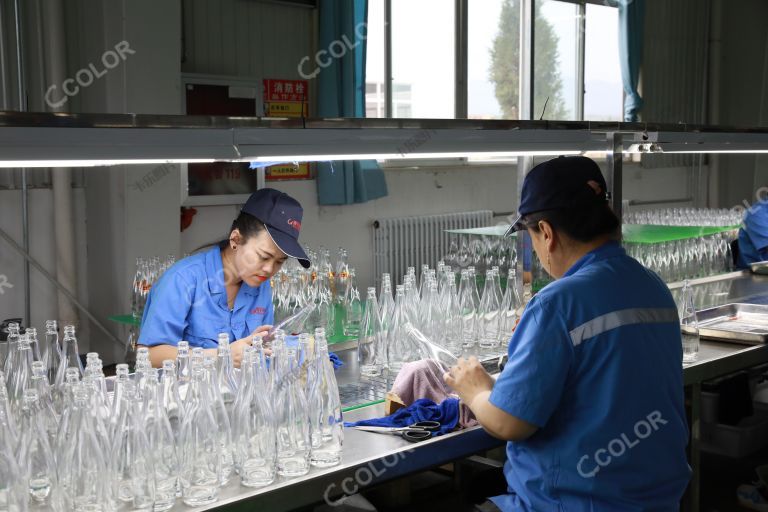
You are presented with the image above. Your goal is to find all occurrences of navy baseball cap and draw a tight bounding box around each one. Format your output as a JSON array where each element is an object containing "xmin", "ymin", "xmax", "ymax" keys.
[
  {"xmin": 505, "ymin": 156, "xmax": 608, "ymax": 236},
  {"xmin": 242, "ymin": 188, "xmax": 311, "ymax": 268}
]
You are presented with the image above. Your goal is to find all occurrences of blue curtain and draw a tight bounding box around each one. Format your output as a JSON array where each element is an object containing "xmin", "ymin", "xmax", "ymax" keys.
[
  {"xmin": 316, "ymin": 0, "xmax": 388, "ymax": 205},
  {"xmin": 614, "ymin": 0, "xmax": 645, "ymax": 122}
]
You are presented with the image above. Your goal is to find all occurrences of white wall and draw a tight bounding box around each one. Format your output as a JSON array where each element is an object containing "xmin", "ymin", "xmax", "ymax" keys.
[{"xmin": 0, "ymin": 188, "xmax": 90, "ymax": 342}]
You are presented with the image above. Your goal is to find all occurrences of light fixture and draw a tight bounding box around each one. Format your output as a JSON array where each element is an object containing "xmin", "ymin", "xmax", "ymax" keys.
[
  {"xmin": 246, "ymin": 150, "xmax": 583, "ymax": 163},
  {"xmin": 0, "ymin": 158, "xmax": 216, "ymax": 168}
]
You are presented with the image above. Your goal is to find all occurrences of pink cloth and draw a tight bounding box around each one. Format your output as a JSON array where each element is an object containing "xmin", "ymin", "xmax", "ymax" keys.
[{"xmin": 391, "ymin": 359, "xmax": 478, "ymax": 428}]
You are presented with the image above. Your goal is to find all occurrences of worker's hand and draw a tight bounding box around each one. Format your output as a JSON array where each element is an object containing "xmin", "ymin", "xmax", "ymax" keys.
[
  {"xmin": 444, "ymin": 357, "xmax": 495, "ymax": 405},
  {"xmin": 229, "ymin": 337, "xmax": 252, "ymax": 368}
]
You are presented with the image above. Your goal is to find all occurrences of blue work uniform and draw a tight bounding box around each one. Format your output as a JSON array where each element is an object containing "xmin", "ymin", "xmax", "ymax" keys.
[
  {"xmin": 489, "ymin": 241, "xmax": 691, "ymax": 511},
  {"xmin": 138, "ymin": 245, "xmax": 274, "ymax": 349},
  {"xmin": 737, "ymin": 201, "xmax": 768, "ymax": 268}
]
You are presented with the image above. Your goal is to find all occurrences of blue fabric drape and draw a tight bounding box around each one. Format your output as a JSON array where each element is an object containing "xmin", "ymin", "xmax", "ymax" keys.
[
  {"xmin": 316, "ymin": 0, "xmax": 388, "ymax": 205},
  {"xmin": 614, "ymin": 0, "xmax": 645, "ymax": 122}
]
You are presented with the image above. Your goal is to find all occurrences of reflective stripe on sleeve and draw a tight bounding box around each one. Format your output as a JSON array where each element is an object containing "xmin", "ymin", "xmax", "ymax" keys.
[{"xmin": 569, "ymin": 307, "xmax": 679, "ymax": 346}]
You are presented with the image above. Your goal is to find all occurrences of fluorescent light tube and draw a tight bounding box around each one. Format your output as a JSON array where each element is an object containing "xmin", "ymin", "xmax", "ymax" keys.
[
  {"xmin": 0, "ymin": 159, "xmax": 216, "ymax": 168},
  {"xmin": 246, "ymin": 150, "xmax": 582, "ymax": 163}
]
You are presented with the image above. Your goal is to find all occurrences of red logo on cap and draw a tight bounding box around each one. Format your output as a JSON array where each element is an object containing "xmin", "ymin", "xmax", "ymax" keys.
[{"xmin": 287, "ymin": 219, "xmax": 301, "ymax": 231}]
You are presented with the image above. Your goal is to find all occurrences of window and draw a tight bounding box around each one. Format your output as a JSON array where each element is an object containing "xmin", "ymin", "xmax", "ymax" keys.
[{"xmin": 366, "ymin": 0, "xmax": 623, "ymax": 122}]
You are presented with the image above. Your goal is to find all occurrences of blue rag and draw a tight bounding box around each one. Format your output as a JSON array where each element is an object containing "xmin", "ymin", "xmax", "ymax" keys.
[
  {"xmin": 344, "ymin": 398, "xmax": 460, "ymax": 436},
  {"xmin": 328, "ymin": 352, "xmax": 344, "ymax": 370}
]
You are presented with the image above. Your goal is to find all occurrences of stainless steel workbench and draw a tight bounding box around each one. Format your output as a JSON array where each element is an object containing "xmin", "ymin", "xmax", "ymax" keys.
[{"xmin": 172, "ymin": 271, "xmax": 768, "ymax": 512}]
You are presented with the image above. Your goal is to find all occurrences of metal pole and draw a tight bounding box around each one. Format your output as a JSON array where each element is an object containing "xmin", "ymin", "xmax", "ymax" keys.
[
  {"xmin": 384, "ymin": 0, "xmax": 392, "ymax": 119},
  {"xmin": 454, "ymin": 0, "xmax": 468, "ymax": 119},
  {"xmin": 13, "ymin": 0, "xmax": 30, "ymax": 326},
  {"xmin": 606, "ymin": 132, "xmax": 623, "ymax": 221},
  {"xmin": 0, "ymin": 225, "xmax": 125, "ymax": 348}
]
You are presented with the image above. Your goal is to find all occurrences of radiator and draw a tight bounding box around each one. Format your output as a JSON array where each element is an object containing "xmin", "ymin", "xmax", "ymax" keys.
[{"xmin": 372, "ymin": 210, "xmax": 493, "ymax": 287}]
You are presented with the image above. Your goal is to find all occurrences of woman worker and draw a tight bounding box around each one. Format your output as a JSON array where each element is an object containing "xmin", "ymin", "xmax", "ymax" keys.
[
  {"xmin": 445, "ymin": 156, "xmax": 691, "ymax": 511},
  {"xmin": 137, "ymin": 188, "xmax": 310, "ymax": 368}
]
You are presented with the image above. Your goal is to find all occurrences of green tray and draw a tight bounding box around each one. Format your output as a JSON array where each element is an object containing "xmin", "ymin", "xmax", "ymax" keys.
[{"xmin": 621, "ymin": 224, "xmax": 739, "ymax": 244}]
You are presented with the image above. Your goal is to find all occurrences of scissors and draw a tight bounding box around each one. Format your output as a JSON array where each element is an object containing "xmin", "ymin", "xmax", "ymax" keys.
[{"xmin": 353, "ymin": 421, "xmax": 441, "ymax": 442}]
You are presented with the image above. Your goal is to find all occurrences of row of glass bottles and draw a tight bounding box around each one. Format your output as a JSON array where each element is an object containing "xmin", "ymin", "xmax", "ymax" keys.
[
  {"xmin": 0, "ymin": 326, "xmax": 342, "ymax": 510},
  {"xmin": 356, "ymin": 263, "xmax": 524, "ymax": 377},
  {"xmin": 272, "ymin": 247, "xmax": 362, "ymax": 339},
  {"xmin": 128, "ymin": 256, "xmax": 176, "ymax": 357}
]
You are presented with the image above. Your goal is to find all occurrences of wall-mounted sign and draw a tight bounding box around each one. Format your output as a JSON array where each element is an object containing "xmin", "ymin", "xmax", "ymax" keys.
[{"xmin": 263, "ymin": 78, "xmax": 312, "ymax": 181}]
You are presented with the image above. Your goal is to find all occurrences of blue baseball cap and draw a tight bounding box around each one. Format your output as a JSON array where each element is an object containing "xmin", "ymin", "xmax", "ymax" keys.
[
  {"xmin": 242, "ymin": 188, "xmax": 311, "ymax": 268},
  {"xmin": 505, "ymin": 156, "xmax": 608, "ymax": 236}
]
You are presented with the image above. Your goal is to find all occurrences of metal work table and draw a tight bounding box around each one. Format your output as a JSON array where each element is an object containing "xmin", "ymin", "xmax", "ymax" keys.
[{"xmin": 175, "ymin": 272, "xmax": 768, "ymax": 512}]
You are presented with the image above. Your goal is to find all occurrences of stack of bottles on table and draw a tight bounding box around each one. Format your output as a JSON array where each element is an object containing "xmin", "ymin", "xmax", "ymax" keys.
[
  {"xmin": 271, "ymin": 247, "xmax": 363, "ymax": 339},
  {"xmin": 442, "ymin": 233, "xmax": 517, "ymax": 281},
  {"xmin": 0, "ymin": 320, "xmax": 342, "ymax": 510},
  {"xmin": 622, "ymin": 208, "xmax": 740, "ymax": 282},
  {"xmin": 356, "ymin": 262, "xmax": 524, "ymax": 378},
  {"xmin": 128, "ymin": 255, "xmax": 176, "ymax": 355}
]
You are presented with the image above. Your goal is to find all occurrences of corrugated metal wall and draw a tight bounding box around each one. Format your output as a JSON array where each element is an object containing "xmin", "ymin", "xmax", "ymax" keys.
[
  {"xmin": 641, "ymin": 0, "xmax": 711, "ymax": 169},
  {"xmin": 181, "ymin": 0, "xmax": 314, "ymax": 78}
]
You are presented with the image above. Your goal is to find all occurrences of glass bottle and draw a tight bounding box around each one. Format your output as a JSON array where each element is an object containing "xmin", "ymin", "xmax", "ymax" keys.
[
  {"xmin": 680, "ymin": 280, "xmax": 700, "ymax": 364},
  {"xmin": 275, "ymin": 346, "xmax": 311, "ymax": 477},
  {"xmin": 458, "ymin": 270, "xmax": 478, "ymax": 349},
  {"xmin": 25, "ymin": 328, "xmax": 42, "ymax": 363},
  {"xmin": 387, "ymin": 285, "xmax": 418, "ymax": 373},
  {"xmin": 358, "ymin": 288, "xmax": 384, "ymax": 377},
  {"xmin": 308, "ymin": 331, "xmax": 343, "ymax": 468},
  {"xmin": 202, "ymin": 359, "xmax": 234, "ymax": 486},
  {"xmin": 111, "ymin": 381, "xmax": 155, "ymax": 511},
  {"xmin": 179, "ymin": 367, "xmax": 220, "ymax": 507},
  {"xmin": 0, "ymin": 420, "xmax": 26, "ymax": 512},
  {"xmin": 477, "ymin": 269, "xmax": 501, "ymax": 349},
  {"xmin": 143, "ymin": 369, "xmax": 178, "ymax": 512},
  {"xmin": 58, "ymin": 384, "xmax": 112, "ymax": 511},
  {"xmin": 110, "ymin": 363, "xmax": 131, "ymax": 432},
  {"xmin": 52, "ymin": 368, "xmax": 81, "ymax": 465},
  {"xmin": 232, "ymin": 345, "xmax": 277, "ymax": 488},
  {"xmin": 175, "ymin": 341, "xmax": 191, "ymax": 401},
  {"xmin": 4, "ymin": 323, "xmax": 21, "ymax": 387},
  {"xmin": 17, "ymin": 389, "xmax": 60, "ymax": 510},
  {"xmin": 334, "ymin": 248, "xmax": 350, "ymax": 305},
  {"xmin": 343, "ymin": 269, "xmax": 363, "ymax": 338},
  {"xmin": 29, "ymin": 362, "xmax": 59, "ymax": 450},
  {"xmin": 378, "ymin": 278, "xmax": 395, "ymax": 329},
  {"xmin": 444, "ymin": 278, "xmax": 464, "ymax": 357},
  {"xmin": 160, "ymin": 360, "xmax": 185, "ymax": 441},
  {"xmin": 10, "ymin": 333, "xmax": 34, "ymax": 416},
  {"xmin": 498, "ymin": 268, "xmax": 522, "ymax": 347},
  {"xmin": 0, "ymin": 371, "xmax": 19, "ymax": 446},
  {"xmin": 53, "ymin": 326, "xmax": 83, "ymax": 399},
  {"xmin": 215, "ymin": 333, "xmax": 238, "ymax": 418}
]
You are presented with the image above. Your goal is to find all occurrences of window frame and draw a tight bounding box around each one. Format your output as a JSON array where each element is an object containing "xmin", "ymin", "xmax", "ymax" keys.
[{"xmin": 377, "ymin": 0, "xmax": 618, "ymax": 122}]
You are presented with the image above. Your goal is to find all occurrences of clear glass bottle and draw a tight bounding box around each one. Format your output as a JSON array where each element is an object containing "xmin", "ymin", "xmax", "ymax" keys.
[
  {"xmin": 202, "ymin": 359, "xmax": 234, "ymax": 487},
  {"xmin": 160, "ymin": 360, "xmax": 185, "ymax": 442},
  {"xmin": 175, "ymin": 341, "xmax": 191, "ymax": 401},
  {"xmin": 10, "ymin": 333, "xmax": 34, "ymax": 416},
  {"xmin": 179, "ymin": 367, "xmax": 220, "ymax": 507},
  {"xmin": 679, "ymin": 280, "xmax": 700, "ymax": 364},
  {"xmin": 275, "ymin": 347, "xmax": 311, "ymax": 477},
  {"xmin": 17, "ymin": 389, "xmax": 60, "ymax": 510},
  {"xmin": 334, "ymin": 248, "xmax": 350, "ymax": 305},
  {"xmin": 343, "ymin": 269, "xmax": 363, "ymax": 338},
  {"xmin": 29, "ymin": 362, "xmax": 59, "ymax": 450},
  {"xmin": 4, "ymin": 324, "xmax": 21, "ymax": 388},
  {"xmin": 53, "ymin": 368, "xmax": 82, "ymax": 465},
  {"xmin": 25, "ymin": 328, "xmax": 42, "ymax": 363},
  {"xmin": 387, "ymin": 285, "xmax": 420, "ymax": 372},
  {"xmin": 458, "ymin": 270, "xmax": 478, "ymax": 349},
  {"xmin": 444, "ymin": 278, "xmax": 464, "ymax": 357},
  {"xmin": 143, "ymin": 369, "xmax": 179, "ymax": 512},
  {"xmin": 309, "ymin": 330, "xmax": 343, "ymax": 468},
  {"xmin": 0, "ymin": 370, "xmax": 19, "ymax": 447},
  {"xmin": 498, "ymin": 268, "xmax": 523, "ymax": 347},
  {"xmin": 232, "ymin": 345, "xmax": 277, "ymax": 488},
  {"xmin": 0, "ymin": 418, "xmax": 27, "ymax": 512},
  {"xmin": 58, "ymin": 383, "xmax": 112, "ymax": 511},
  {"xmin": 110, "ymin": 363, "xmax": 131, "ymax": 433},
  {"xmin": 215, "ymin": 333, "xmax": 238, "ymax": 418},
  {"xmin": 358, "ymin": 288, "xmax": 384, "ymax": 377},
  {"xmin": 53, "ymin": 326, "xmax": 83, "ymax": 401},
  {"xmin": 477, "ymin": 269, "xmax": 502, "ymax": 349},
  {"xmin": 110, "ymin": 381, "xmax": 155, "ymax": 511}
]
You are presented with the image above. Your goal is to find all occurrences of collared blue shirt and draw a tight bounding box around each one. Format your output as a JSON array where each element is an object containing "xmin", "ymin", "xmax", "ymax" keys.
[
  {"xmin": 489, "ymin": 241, "xmax": 690, "ymax": 511},
  {"xmin": 737, "ymin": 201, "xmax": 768, "ymax": 268},
  {"xmin": 138, "ymin": 246, "xmax": 274, "ymax": 349}
]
